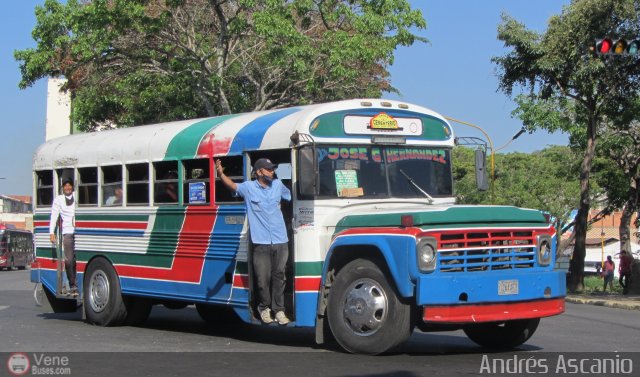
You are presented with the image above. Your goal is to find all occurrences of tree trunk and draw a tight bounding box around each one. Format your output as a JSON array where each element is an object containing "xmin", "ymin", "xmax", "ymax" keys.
[
  {"xmin": 568, "ymin": 118, "xmax": 598, "ymax": 293},
  {"xmin": 619, "ymin": 177, "xmax": 639, "ymax": 255}
]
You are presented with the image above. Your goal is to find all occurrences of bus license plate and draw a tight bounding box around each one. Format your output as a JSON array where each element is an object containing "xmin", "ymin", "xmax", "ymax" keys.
[{"xmin": 498, "ymin": 280, "xmax": 519, "ymax": 295}]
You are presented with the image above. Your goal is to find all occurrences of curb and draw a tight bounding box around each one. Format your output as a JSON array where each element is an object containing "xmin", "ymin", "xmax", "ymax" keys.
[{"xmin": 565, "ymin": 296, "xmax": 640, "ymax": 311}]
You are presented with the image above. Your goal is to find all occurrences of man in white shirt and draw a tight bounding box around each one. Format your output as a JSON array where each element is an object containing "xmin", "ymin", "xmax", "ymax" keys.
[{"xmin": 49, "ymin": 177, "xmax": 78, "ymax": 296}]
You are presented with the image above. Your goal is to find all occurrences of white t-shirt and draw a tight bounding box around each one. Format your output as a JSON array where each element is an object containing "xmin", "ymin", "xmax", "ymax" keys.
[{"xmin": 49, "ymin": 194, "xmax": 76, "ymax": 235}]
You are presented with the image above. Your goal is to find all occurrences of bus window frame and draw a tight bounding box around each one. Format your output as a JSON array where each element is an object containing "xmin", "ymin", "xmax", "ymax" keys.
[{"xmin": 35, "ymin": 170, "xmax": 54, "ymax": 207}]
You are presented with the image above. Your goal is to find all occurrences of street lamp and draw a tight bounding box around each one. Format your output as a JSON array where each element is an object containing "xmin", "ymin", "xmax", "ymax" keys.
[{"xmin": 495, "ymin": 127, "xmax": 527, "ymax": 152}]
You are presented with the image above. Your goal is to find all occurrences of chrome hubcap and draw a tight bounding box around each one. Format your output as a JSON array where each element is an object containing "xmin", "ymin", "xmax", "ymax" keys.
[
  {"xmin": 89, "ymin": 270, "xmax": 110, "ymax": 313},
  {"xmin": 342, "ymin": 278, "xmax": 388, "ymax": 336}
]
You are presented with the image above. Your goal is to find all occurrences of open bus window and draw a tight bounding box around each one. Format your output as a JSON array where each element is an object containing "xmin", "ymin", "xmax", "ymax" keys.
[
  {"xmin": 215, "ymin": 156, "xmax": 243, "ymax": 203},
  {"xmin": 102, "ymin": 165, "xmax": 123, "ymax": 206},
  {"xmin": 78, "ymin": 167, "xmax": 98, "ymax": 206},
  {"xmin": 183, "ymin": 159, "xmax": 209, "ymax": 205},
  {"xmin": 127, "ymin": 163, "xmax": 149, "ymax": 206},
  {"xmin": 56, "ymin": 168, "xmax": 75, "ymax": 194},
  {"xmin": 36, "ymin": 170, "xmax": 54, "ymax": 206},
  {"xmin": 154, "ymin": 161, "xmax": 179, "ymax": 205}
]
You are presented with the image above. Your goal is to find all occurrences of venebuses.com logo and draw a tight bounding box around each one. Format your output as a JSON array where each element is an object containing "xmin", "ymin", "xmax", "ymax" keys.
[
  {"xmin": 7, "ymin": 353, "xmax": 30, "ymax": 376},
  {"xmin": 6, "ymin": 353, "xmax": 71, "ymax": 376}
]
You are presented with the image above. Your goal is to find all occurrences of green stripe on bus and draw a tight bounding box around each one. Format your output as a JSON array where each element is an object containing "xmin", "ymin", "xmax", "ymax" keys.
[
  {"xmin": 164, "ymin": 115, "xmax": 237, "ymax": 159},
  {"xmin": 296, "ymin": 261, "xmax": 323, "ymax": 276},
  {"xmin": 235, "ymin": 261, "xmax": 323, "ymax": 276},
  {"xmin": 146, "ymin": 206, "xmax": 187, "ymax": 266}
]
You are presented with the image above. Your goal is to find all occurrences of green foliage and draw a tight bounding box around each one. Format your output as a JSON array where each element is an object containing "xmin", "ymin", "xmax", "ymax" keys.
[
  {"xmin": 492, "ymin": 0, "xmax": 640, "ymax": 291},
  {"xmin": 454, "ymin": 145, "xmax": 581, "ymax": 227},
  {"xmin": 15, "ymin": 0, "xmax": 427, "ymax": 131}
]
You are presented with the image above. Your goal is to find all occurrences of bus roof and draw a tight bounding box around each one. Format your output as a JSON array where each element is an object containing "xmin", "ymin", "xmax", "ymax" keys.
[{"xmin": 33, "ymin": 99, "xmax": 453, "ymax": 170}]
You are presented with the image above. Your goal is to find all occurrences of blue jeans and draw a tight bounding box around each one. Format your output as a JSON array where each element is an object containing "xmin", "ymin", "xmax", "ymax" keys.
[{"xmin": 253, "ymin": 243, "xmax": 288, "ymax": 313}]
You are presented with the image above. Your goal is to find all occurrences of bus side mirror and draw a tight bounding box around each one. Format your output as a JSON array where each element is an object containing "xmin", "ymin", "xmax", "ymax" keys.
[
  {"xmin": 475, "ymin": 148, "xmax": 489, "ymax": 191},
  {"xmin": 298, "ymin": 147, "xmax": 316, "ymax": 197}
]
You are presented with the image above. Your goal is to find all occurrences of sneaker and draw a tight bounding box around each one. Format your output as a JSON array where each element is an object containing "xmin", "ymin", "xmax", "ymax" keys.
[
  {"xmin": 70, "ymin": 287, "xmax": 79, "ymax": 298},
  {"xmin": 275, "ymin": 311, "xmax": 290, "ymax": 325},
  {"xmin": 260, "ymin": 308, "xmax": 273, "ymax": 324}
]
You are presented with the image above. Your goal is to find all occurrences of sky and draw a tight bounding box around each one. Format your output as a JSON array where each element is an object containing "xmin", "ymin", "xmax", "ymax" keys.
[{"xmin": 0, "ymin": 0, "xmax": 570, "ymax": 196}]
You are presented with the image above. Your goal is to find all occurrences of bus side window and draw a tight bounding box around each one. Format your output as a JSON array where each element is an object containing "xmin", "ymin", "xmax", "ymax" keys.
[
  {"xmin": 154, "ymin": 161, "xmax": 179, "ymax": 205},
  {"xmin": 36, "ymin": 170, "xmax": 54, "ymax": 206},
  {"xmin": 127, "ymin": 163, "xmax": 149, "ymax": 206},
  {"xmin": 214, "ymin": 156, "xmax": 243, "ymax": 203},
  {"xmin": 56, "ymin": 168, "xmax": 74, "ymax": 194},
  {"xmin": 183, "ymin": 159, "xmax": 210, "ymax": 205},
  {"xmin": 78, "ymin": 167, "xmax": 98, "ymax": 206},
  {"xmin": 102, "ymin": 165, "xmax": 123, "ymax": 206}
]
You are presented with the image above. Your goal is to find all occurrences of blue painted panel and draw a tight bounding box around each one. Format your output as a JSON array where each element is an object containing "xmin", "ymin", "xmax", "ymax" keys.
[
  {"xmin": 228, "ymin": 108, "xmax": 301, "ymax": 154},
  {"xmin": 416, "ymin": 270, "xmax": 566, "ymax": 305}
]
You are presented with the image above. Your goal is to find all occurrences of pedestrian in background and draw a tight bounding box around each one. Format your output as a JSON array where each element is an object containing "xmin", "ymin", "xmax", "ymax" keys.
[
  {"xmin": 618, "ymin": 250, "xmax": 633, "ymax": 295},
  {"xmin": 602, "ymin": 255, "xmax": 615, "ymax": 293}
]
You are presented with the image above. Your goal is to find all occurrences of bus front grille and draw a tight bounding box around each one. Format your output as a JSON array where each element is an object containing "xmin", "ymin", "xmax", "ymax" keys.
[{"xmin": 437, "ymin": 230, "xmax": 536, "ymax": 272}]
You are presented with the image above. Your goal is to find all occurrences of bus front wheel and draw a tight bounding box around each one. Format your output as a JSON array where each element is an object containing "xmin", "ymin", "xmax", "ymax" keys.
[
  {"xmin": 83, "ymin": 257, "xmax": 127, "ymax": 326},
  {"xmin": 463, "ymin": 318, "xmax": 540, "ymax": 349},
  {"xmin": 327, "ymin": 258, "xmax": 412, "ymax": 354}
]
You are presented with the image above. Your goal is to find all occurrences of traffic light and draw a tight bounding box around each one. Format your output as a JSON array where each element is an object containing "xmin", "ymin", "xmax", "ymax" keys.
[
  {"xmin": 594, "ymin": 38, "xmax": 639, "ymax": 56},
  {"xmin": 595, "ymin": 38, "xmax": 613, "ymax": 54}
]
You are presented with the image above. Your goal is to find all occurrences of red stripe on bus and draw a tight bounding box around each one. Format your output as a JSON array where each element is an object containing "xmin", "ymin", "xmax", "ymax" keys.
[
  {"xmin": 233, "ymin": 274, "xmax": 249, "ymax": 289},
  {"xmin": 115, "ymin": 207, "xmax": 216, "ymax": 282},
  {"xmin": 294, "ymin": 276, "xmax": 321, "ymax": 291},
  {"xmin": 422, "ymin": 298, "xmax": 565, "ymax": 323},
  {"xmin": 75, "ymin": 221, "xmax": 148, "ymax": 230}
]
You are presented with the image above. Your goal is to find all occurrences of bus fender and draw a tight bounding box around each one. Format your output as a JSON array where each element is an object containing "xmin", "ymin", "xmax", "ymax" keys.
[{"xmin": 323, "ymin": 234, "xmax": 416, "ymax": 298}]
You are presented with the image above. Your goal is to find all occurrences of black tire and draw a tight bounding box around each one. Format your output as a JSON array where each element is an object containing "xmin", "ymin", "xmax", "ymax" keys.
[
  {"xmin": 43, "ymin": 285, "xmax": 78, "ymax": 313},
  {"xmin": 195, "ymin": 303, "xmax": 242, "ymax": 325},
  {"xmin": 463, "ymin": 318, "xmax": 540, "ymax": 349},
  {"xmin": 124, "ymin": 297, "xmax": 153, "ymax": 325},
  {"xmin": 83, "ymin": 257, "xmax": 127, "ymax": 326},
  {"xmin": 327, "ymin": 259, "xmax": 412, "ymax": 354}
]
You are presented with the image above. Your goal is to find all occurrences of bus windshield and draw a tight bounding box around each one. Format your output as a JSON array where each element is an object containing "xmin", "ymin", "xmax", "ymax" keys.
[{"xmin": 316, "ymin": 145, "xmax": 452, "ymax": 198}]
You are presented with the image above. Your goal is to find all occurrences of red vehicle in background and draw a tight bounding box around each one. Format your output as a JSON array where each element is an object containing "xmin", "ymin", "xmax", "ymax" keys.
[{"xmin": 0, "ymin": 223, "xmax": 34, "ymax": 270}]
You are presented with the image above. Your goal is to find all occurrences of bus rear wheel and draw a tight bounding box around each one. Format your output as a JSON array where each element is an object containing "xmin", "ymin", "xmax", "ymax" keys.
[
  {"xmin": 327, "ymin": 259, "xmax": 412, "ymax": 354},
  {"xmin": 463, "ymin": 318, "xmax": 540, "ymax": 349},
  {"xmin": 83, "ymin": 257, "xmax": 127, "ymax": 326}
]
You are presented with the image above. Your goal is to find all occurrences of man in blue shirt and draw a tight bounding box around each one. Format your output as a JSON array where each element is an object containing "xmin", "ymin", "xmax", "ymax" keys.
[{"xmin": 215, "ymin": 158, "xmax": 291, "ymax": 325}]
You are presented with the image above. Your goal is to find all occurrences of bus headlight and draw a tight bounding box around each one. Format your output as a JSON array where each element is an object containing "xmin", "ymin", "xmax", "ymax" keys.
[
  {"xmin": 537, "ymin": 235, "xmax": 552, "ymax": 266},
  {"xmin": 417, "ymin": 237, "xmax": 437, "ymax": 272}
]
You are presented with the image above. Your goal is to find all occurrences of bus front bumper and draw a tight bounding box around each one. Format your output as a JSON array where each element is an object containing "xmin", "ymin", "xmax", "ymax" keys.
[
  {"xmin": 422, "ymin": 297, "xmax": 564, "ymax": 323},
  {"xmin": 416, "ymin": 269, "xmax": 566, "ymax": 324}
]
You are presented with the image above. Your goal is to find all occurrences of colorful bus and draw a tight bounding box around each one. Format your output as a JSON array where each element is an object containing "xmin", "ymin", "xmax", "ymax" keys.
[
  {"xmin": 0, "ymin": 224, "xmax": 34, "ymax": 270},
  {"xmin": 31, "ymin": 99, "xmax": 565, "ymax": 354}
]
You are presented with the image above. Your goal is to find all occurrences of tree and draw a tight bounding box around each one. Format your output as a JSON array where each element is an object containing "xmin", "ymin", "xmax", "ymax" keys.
[
  {"xmin": 492, "ymin": 0, "xmax": 640, "ymax": 292},
  {"xmin": 595, "ymin": 103, "xmax": 640, "ymax": 256},
  {"xmin": 454, "ymin": 145, "xmax": 581, "ymax": 239},
  {"xmin": 15, "ymin": 0, "xmax": 426, "ymax": 130}
]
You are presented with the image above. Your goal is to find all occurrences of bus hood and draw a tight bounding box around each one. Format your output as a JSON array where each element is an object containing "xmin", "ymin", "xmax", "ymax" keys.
[{"xmin": 334, "ymin": 205, "xmax": 549, "ymax": 231}]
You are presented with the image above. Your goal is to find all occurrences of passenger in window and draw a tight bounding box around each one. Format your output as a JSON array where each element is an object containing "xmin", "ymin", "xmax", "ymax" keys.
[
  {"xmin": 105, "ymin": 185, "xmax": 123, "ymax": 206},
  {"xmin": 155, "ymin": 171, "xmax": 178, "ymax": 203},
  {"xmin": 48, "ymin": 177, "xmax": 78, "ymax": 297},
  {"xmin": 216, "ymin": 158, "xmax": 291, "ymax": 325}
]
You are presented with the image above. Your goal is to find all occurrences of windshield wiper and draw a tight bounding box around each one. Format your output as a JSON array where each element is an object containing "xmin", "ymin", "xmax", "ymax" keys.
[{"xmin": 399, "ymin": 169, "xmax": 434, "ymax": 204}]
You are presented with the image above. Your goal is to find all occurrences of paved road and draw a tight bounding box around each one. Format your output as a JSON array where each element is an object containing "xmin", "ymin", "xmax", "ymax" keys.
[{"xmin": 1, "ymin": 269, "xmax": 639, "ymax": 376}]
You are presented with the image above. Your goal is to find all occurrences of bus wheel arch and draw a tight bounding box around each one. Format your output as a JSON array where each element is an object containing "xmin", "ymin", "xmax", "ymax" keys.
[
  {"xmin": 83, "ymin": 256, "xmax": 127, "ymax": 326},
  {"xmin": 325, "ymin": 255, "xmax": 413, "ymax": 354}
]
